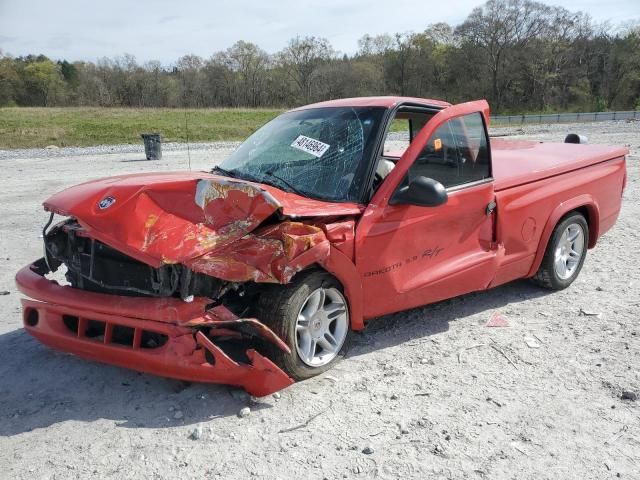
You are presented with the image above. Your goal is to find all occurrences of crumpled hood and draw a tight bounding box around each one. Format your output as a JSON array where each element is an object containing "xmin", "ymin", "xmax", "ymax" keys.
[{"xmin": 43, "ymin": 171, "xmax": 362, "ymax": 268}]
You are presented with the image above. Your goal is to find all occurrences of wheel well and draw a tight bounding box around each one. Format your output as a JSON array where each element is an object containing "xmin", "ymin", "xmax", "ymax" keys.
[
  {"xmin": 528, "ymin": 202, "xmax": 598, "ymax": 278},
  {"xmin": 568, "ymin": 205, "xmax": 597, "ymax": 248},
  {"xmin": 296, "ymin": 264, "xmax": 361, "ymax": 331}
]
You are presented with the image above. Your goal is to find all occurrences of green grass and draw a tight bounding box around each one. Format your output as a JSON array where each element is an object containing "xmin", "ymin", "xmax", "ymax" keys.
[{"xmin": 0, "ymin": 107, "xmax": 283, "ymax": 149}]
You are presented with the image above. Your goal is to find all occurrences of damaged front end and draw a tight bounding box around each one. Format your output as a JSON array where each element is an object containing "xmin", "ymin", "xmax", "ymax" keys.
[
  {"xmin": 17, "ymin": 252, "xmax": 294, "ymax": 396},
  {"xmin": 16, "ymin": 173, "xmax": 360, "ymax": 395}
]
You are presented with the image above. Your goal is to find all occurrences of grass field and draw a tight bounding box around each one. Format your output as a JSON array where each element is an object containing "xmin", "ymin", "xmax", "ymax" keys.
[{"xmin": 0, "ymin": 108, "xmax": 283, "ymax": 149}]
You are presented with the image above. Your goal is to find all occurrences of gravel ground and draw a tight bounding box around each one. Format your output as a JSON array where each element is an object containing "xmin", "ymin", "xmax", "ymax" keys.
[
  {"xmin": 0, "ymin": 120, "xmax": 638, "ymax": 479},
  {"xmin": 0, "ymin": 141, "xmax": 240, "ymax": 161}
]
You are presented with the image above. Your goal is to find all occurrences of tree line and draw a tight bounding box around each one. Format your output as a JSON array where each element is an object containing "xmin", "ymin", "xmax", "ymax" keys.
[{"xmin": 1, "ymin": 0, "xmax": 638, "ymax": 113}]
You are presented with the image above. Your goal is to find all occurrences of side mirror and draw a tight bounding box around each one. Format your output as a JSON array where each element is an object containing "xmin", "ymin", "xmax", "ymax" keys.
[{"xmin": 390, "ymin": 176, "xmax": 448, "ymax": 207}]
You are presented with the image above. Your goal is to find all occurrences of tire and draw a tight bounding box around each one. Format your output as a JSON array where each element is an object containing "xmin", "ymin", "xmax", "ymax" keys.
[
  {"xmin": 531, "ymin": 212, "xmax": 588, "ymax": 290},
  {"xmin": 255, "ymin": 270, "xmax": 351, "ymax": 380}
]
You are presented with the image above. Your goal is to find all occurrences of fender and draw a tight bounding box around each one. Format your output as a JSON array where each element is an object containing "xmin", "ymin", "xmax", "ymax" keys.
[
  {"xmin": 527, "ymin": 194, "xmax": 600, "ymax": 277},
  {"xmin": 319, "ymin": 246, "xmax": 365, "ymax": 331}
]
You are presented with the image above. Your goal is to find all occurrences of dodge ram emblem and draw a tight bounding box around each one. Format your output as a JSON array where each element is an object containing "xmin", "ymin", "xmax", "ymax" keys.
[{"xmin": 98, "ymin": 196, "xmax": 116, "ymax": 209}]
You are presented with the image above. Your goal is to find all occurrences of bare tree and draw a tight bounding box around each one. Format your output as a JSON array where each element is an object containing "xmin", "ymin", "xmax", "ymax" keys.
[
  {"xmin": 357, "ymin": 34, "xmax": 394, "ymax": 56},
  {"xmin": 277, "ymin": 36, "xmax": 334, "ymax": 103},
  {"xmin": 217, "ymin": 41, "xmax": 270, "ymax": 107},
  {"xmin": 424, "ymin": 23, "xmax": 455, "ymax": 45},
  {"xmin": 176, "ymin": 54, "xmax": 205, "ymax": 107},
  {"xmin": 456, "ymin": 0, "xmax": 552, "ymax": 109}
]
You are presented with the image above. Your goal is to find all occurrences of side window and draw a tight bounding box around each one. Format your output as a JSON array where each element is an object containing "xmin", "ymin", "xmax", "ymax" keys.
[
  {"xmin": 407, "ymin": 112, "xmax": 490, "ymax": 188},
  {"xmin": 383, "ymin": 118, "xmax": 410, "ymax": 157}
]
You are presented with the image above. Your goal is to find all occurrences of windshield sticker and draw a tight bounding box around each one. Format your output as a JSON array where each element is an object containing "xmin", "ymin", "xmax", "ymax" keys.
[{"xmin": 290, "ymin": 135, "xmax": 330, "ymax": 158}]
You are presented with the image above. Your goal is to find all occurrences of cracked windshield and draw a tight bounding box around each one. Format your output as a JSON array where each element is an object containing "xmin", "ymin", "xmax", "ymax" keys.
[{"xmin": 218, "ymin": 106, "xmax": 386, "ymax": 202}]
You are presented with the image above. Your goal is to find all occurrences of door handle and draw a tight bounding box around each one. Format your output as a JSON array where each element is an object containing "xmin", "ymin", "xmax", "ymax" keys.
[{"xmin": 486, "ymin": 201, "xmax": 497, "ymax": 216}]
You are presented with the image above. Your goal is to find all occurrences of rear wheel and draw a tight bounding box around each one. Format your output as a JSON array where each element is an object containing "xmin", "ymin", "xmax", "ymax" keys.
[
  {"xmin": 256, "ymin": 271, "xmax": 351, "ymax": 380},
  {"xmin": 531, "ymin": 212, "xmax": 588, "ymax": 290}
]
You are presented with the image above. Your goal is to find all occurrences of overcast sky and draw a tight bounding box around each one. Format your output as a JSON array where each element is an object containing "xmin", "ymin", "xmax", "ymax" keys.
[{"xmin": 0, "ymin": 0, "xmax": 638, "ymax": 64}]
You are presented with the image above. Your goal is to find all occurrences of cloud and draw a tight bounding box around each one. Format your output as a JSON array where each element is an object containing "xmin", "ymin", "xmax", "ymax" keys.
[
  {"xmin": 0, "ymin": 0, "xmax": 636, "ymax": 64},
  {"xmin": 49, "ymin": 35, "xmax": 73, "ymax": 49},
  {"xmin": 158, "ymin": 15, "xmax": 181, "ymax": 25}
]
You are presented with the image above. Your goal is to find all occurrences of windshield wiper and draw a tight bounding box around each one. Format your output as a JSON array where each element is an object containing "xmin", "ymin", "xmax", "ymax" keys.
[
  {"xmin": 211, "ymin": 165, "xmax": 239, "ymax": 178},
  {"xmin": 263, "ymin": 170, "xmax": 306, "ymax": 196},
  {"xmin": 213, "ymin": 165, "xmax": 306, "ymax": 197}
]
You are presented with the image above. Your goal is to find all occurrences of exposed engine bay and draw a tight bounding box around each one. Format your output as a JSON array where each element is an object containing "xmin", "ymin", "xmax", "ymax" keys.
[{"xmin": 44, "ymin": 219, "xmax": 225, "ymax": 300}]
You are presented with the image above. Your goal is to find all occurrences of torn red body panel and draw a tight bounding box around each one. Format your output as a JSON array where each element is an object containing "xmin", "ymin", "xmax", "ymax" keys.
[
  {"xmin": 318, "ymin": 220, "xmax": 356, "ymax": 260},
  {"xmin": 43, "ymin": 173, "xmax": 350, "ymax": 285},
  {"xmin": 188, "ymin": 221, "xmax": 330, "ymax": 283},
  {"xmin": 179, "ymin": 304, "xmax": 291, "ymax": 353},
  {"xmin": 42, "ymin": 173, "xmax": 359, "ymax": 269}
]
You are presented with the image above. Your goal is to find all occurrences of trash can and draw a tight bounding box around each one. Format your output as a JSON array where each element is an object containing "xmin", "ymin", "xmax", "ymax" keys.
[{"xmin": 141, "ymin": 133, "xmax": 162, "ymax": 160}]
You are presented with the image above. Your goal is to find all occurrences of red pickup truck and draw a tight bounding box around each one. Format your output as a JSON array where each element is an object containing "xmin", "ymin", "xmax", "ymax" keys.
[{"xmin": 16, "ymin": 97, "xmax": 628, "ymax": 396}]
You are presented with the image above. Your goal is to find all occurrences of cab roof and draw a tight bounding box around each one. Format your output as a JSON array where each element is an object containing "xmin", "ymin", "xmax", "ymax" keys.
[{"xmin": 290, "ymin": 96, "xmax": 452, "ymax": 111}]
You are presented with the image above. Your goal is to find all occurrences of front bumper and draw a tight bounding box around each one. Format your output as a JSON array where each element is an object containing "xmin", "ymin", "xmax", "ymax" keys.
[{"xmin": 15, "ymin": 260, "xmax": 293, "ymax": 397}]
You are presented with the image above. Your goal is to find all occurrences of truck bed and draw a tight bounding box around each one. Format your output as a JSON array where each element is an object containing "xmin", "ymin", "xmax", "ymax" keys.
[{"xmin": 491, "ymin": 139, "xmax": 628, "ymax": 191}]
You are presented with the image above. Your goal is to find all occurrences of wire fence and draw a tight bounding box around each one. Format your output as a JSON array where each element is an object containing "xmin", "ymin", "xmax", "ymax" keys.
[{"xmin": 491, "ymin": 110, "xmax": 640, "ymax": 125}]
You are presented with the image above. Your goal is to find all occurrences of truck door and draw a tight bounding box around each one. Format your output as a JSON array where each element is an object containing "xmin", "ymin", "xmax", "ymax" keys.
[{"xmin": 356, "ymin": 100, "xmax": 502, "ymax": 318}]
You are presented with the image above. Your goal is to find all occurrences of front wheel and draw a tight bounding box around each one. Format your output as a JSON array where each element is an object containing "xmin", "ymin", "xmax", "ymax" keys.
[
  {"xmin": 255, "ymin": 271, "xmax": 351, "ymax": 380},
  {"xmin": 531, "ymin": 212, "xmax": 588, "ymax": 290}
]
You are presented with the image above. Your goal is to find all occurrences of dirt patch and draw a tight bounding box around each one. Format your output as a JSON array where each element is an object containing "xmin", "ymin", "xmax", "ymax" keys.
[{"xmin": 0, "ymin": 120, "xmax": 638, "ymax": 479}]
